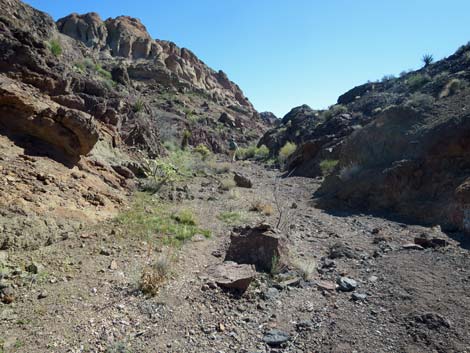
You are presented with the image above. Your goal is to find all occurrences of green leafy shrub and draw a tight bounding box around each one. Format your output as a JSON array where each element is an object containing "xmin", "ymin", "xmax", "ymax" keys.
[
  {"xmin": 48, "ymin": 40, "xmax": 62, "ymax": 57},
  {"xmin": 321, "ymin": 104, "xmax": 348, "ymax": 120},
  {"xmin": 406, "ymin": 73, "xmax": 431, "ymax": 91},
  {"xmin": 217, "ymin": 211, "xmax": 244, "ymax": 224},
  {"xmin": 238, "ymin": 144, "xmax": 270, "ymax": 161},
  {"xmin": 172, "ymin": 209, "xmax": 197, "ymax": 226},
  {"xmin": 319, "ymin": 159, "xmax": 339, "ymax": 175},
  {"xmin": 94, "ymin": 64, "xmax": 112, "ymax": 80},
  {"xmin": 181, "ymin": 130, "xmax": 191, "ymax": 149},
  {"xmin": 194, "ymin": 144, "xmax": 212, "ymax": 160},
  {"xmin": 278, "ymin": 142, "xmax": 297, "ymax": 166},
  {"xmin": 143, "ymin": 159, "xmax": 179, "ymax": 189}
]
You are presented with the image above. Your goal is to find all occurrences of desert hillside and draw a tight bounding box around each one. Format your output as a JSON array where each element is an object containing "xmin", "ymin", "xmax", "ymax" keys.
[{"xmin": 1, "ymin": 1, "xmax": 470, "ymax": 353}]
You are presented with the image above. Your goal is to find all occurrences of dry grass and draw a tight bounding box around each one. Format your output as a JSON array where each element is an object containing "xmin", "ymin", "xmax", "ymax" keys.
[
  {"xmin": 250, "ymin": 200, "xmax": 274, "ymax": 216},
  {"xmin": 139, "ymin": 253, "xmax": 172, "ymax": 296},
  {"xmin": 292, "ymin": 257, "xmax": 317, "ymax": 281},
  {"xmin": 219, "ymin": 178, "xmax": 236, "ymax": 191}
]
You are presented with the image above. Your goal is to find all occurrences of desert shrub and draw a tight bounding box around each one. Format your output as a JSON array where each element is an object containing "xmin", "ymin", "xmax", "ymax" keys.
[
  {"xmin": 278, "ymin": 142, "xmax": 297, "ymax": 166},
  {"xmin": 238, "ymin": 145, "xmax": 270, "ymax": 161},
  {"xmin": 194, "ymin": 144, "xmax": 211, "ymax": 160},
  {"xmin": 219, "ymin": 178, "xmax": 236, "ymax": 191},
  {"xmin": 406, "ymin": 73, "xmax": 431, "ymax": 91},
  {"xmin": 339, "ymin": 163, "xmax": 361, "ymax": 181},
  {"xmin": 48, "ymin": 40, "xmax": 62, "ymax": 56},
  {"xmin": 172, "ymin": 209, "xmax": 197, "ymax": 226},
  {"xmin": 181, "ymin": 130, "xmax": 191, "ymax": 149},
  {"xmin": 139, "ymin": 253, "xmax": 172, "ymax": 296},
  {"xmin": 143, "ymin": 159, "xmax": 179, "ymax": 188},
  {"xmin": 381, "ymin": 74, "xmax": 396, "ymax": 82},
  {"xmin": 94, "ymin": 64, "xmax": 112, "ymax": 80},
  {"xmin": 83, "ymin": 58, "xmax": 95, "ymax": 69},
  {"xmin": 439, "ymin": 79, "xmax": 463, "ymax": 98},
  {"xmin": 319, "ymin": 159, "xmax": 339, "ymax": 175},
  {"xmin": 322, "ymin": 104, "xmax": 348, "ymax": 120},
  {"xmin": 133, "ymin": 98, "xmax": 145, "ymax": 113},
  {"xmin": 250, "ymin": 201, "xmax": 274, "ymax": 216},
  {"xmin": 422, "ymin": 54, "xmax": 434, "ymax": 67},
  {"xmin": 217, "ymin": 211, "xmax": 244, "ymax": 224},
  {"xmin": 206, "ymin": 161, "xmax": 230, "ymax": 174},
  {"xmin": 405, "ymin": 93, "xmax": 435, "ymax": 110},
  {"xmin": 292, "ymin": 258, "xmax": 316, "ymax": 281}
]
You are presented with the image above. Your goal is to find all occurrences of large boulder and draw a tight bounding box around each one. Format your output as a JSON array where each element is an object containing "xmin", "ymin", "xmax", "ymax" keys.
[
  {"xmin": 225, "ymin": 224, "xmax": 289, "ymax": 272},
  {"xmin": 56, "ymin": 12, "xmax": 108, "ymax": 49}
]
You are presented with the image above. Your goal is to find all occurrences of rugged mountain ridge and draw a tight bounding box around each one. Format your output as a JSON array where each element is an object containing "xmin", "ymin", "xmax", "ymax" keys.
[{"xmin": 263, "ymin": 44, "xmax": 470, "ymax": 232}]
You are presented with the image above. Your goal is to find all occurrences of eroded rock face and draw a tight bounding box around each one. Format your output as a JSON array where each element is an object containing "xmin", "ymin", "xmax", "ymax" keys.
[
  {"xmin": 0, "ymin": 76, "xmax": 98, "ymax": 156},
  {"xmin": 56, "ymin": 12, "xmax": 254, "ymax": 111}
]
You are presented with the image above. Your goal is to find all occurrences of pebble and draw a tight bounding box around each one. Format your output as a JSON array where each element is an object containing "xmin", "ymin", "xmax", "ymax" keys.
[{"xmin": 352, "ymin": 292, "xmax": 367, "ymax": 301}]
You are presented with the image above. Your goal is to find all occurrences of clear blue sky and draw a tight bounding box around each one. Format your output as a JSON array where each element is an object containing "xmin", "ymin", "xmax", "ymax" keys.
[{"xmin": 24, "ymin": 0, "xmax": 470, "ymax": 117}]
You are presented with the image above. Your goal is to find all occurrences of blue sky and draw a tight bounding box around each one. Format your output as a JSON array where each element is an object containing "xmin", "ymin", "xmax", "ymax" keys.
[{"xmin": 24, "ymin": 0, "xmax": 470, "ymax": 117}]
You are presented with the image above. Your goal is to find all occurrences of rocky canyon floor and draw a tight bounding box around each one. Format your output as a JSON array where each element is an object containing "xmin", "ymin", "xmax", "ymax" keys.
[{"xmin": 1, "ymin": 157, "xmax": 470, "ymax": 353}]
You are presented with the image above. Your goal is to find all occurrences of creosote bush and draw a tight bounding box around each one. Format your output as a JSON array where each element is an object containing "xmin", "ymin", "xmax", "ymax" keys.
[
  {"xmin": 194, "ymin": 144, "xmax": 212, "ymax": 160},
  {"xmin": 405, "ymin": 93, "xmax": 434, "ymax": 110},
  {"xmin": 406, "ymin": 73, "xmax": 431, "ymax": 91},
  {"xmin": 278, "ymin": 142, "xmax": 297, "ymax": 167},
  {"xmin": 48, "ymin": 40, "xmax": 62, "ymax": 57},
  {"xmin": 237, "ymin": 144, "xmax": 270, "ymax": 161}
]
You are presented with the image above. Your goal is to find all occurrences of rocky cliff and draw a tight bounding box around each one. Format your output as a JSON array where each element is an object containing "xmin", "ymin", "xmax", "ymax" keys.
[{"xmin": 263, "ymin": 44, "xmax": 470, "ymax": 232}]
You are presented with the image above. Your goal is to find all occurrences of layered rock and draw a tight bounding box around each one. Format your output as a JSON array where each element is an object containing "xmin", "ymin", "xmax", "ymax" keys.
[{"xmin": 56, "ymin": 12, "xmax": 255, "ymax": 112}]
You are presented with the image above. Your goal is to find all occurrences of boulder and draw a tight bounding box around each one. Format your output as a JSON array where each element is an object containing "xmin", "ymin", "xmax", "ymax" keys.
[
  {"xmin": 263, "ymin": 329, "xmax": 291, "ymax": 347},
  {"xmin": 225, "ymin": 224, "xmax": 289, "ymax": 272},
  {"xmin": 233, "ymin": 173, "xmax": 252, "ymax": 188},
  {"xmin": 207, "ymin": 261, "xmax": 256, "ymax": 292},
  {"xmin": 218, "ymin": 112, "xmax": 236, "ymax": 127}
]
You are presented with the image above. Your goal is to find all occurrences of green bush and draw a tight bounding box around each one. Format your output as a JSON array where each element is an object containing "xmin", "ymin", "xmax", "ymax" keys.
[
  {"xmin": 94, "ymin": 64, "xmax": 112, "ymax": 80},
  {"xmin": 406, "ymin": 73, "xmax": 431, "ymax": 91},
  {"xmin": 48, "ymin": 40, "xmax": 62, "ymax": 57},
  {"xmin": 278, "ymin": 142, "xmax": 297, "ymax": 166},
  {"xmin": 321, "ymin": 104, "xmax": 348, "ymax": 120},
  {"xmin": 238, "ymin": 144, "xmax": 270, "ymax": 161},
  {"xmin": 319, "ymin": 159, "xmax": 339, "ymax": 175},
  {"xmin": 194, "ymin": 144, "xmax": 211, "ymax": 160},
  {"xmin": 133, "ymin": 99, "xmax": 145, "ymax": 113}
]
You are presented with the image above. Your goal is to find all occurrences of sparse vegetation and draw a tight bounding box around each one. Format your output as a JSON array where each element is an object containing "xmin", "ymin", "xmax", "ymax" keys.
[
  {"xmin": 406, "ymin": 73, "xmax": 431, "ymax": 91},
  {"xmin": 319, "ymin": 159, "xmax": 339, "ymax": 175},
  {"xmin": 116, "ymin": 193, "xmax": 210, "ymax": 247},
  {"xmin": 94, "ymin": 64, "xmax": 112, "ymax": 80},
  {"xmin": 278, "ymin": 142, "xmax": 297, "ymax": 167},
  {"xmin": 133, "ymin": 98, "xmax": 145, "ymax": 113},
  {"xmin": 405, "ymin": 92, "xmax": 435, "ymax": 110},
  {"xmin": 250, "ymin": 200, "xmax": 274, "ymax": 215},
  {"xmin": 321, "ymin": 104, "xmax": 348, "ymax": 120},
  {"xmin": 439, "ymin": 78, "xmax": 463, "ymax": 98},
  {"xmin": 217, "ymin": 211, "xmax": 244, "ymax": 224},
  {"xmin": 422, "ymin": 53, "xmax": 434, "ymax": 67},
  {"xmin": 292, "ymin": 258, "xmax": 316, "ymax": 281},
  {"xmin": 181, "ymin": 130, "xmax": 191, "ymax": 149},
  {"xmin": 48, "ymin": 39, "xmax": 62, "ymax": 56},
  {"xmin": 194, "ymin": 144, "xmax": 212, "ymax": 160},
  {"xmin": 219, "ymin": 178, "xmax": 236, "ymax": 191},
  {"xmin": 237, "ymin": 144, "xmax": 270, "ymax": 161},
  {"xmin": 139, "ymin": 252, "xmax": 173, "ymax": 296}
]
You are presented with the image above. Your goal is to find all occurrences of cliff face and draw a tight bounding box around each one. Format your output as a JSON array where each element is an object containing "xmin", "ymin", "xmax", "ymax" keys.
[{"xmin": 56, "ymin": 12, "xmax": 254, "ymax": 112}]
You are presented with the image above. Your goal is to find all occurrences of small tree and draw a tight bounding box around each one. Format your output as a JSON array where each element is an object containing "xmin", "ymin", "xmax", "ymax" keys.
[{"xmin": 422, "ymin": 54, "xmax": 434, "ymax": 67}]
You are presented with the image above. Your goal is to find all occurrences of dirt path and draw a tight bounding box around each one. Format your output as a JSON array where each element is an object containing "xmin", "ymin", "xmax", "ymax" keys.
[{"xmin": 1, "ymin": 160, "xmax": 470, "ymax": 353}]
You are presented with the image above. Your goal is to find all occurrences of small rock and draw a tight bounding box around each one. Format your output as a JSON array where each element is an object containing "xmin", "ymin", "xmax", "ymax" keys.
[
  {"xmin": 402, "ymin": 243, "xmax": 424, "ymax": 251},
  {"xmin": 337, "ymin": 277, "xmax": 358, "ymax": 292},
  {"xmin": 352, "ymin": 292, "xmax": 367, "ymax": 301},
  {"xmin": 296, "ymin": 320, "xmax": 313, "ymax": 331},
  {"xmin": 263, "ymin": 287, "xmax": 280, "ymax": 300},
  {"xmin": 109, "ymin": 260, "xmax": 118, "ymax": 270},
  {"xmin": 368, "ymin": 275, "xmax": 378, "ymax": 283},
  {"xmin": 38, "ymin": 291, "xmax": 48, "ymax": 299},
  {"xmin": 316, "ymin": 280, "xmax": 337, "ymax": 291},
  {"xmin": 100, "ymin": 248, "xmax": 111, "ymax": 256},
  {"xmin": 263, "ymin": 329, "xmax": 291, "ymax": 347}
]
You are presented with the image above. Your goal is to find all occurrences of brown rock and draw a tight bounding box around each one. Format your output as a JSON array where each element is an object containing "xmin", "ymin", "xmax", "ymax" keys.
[
  {"xmin": 225, "ymin": 224, "xmax": 289, "ymax": 272},
  {"xmin": 233, "ymin": 173, "xmax": 252, "ymax": 188},
  {"xmin": 207, "ymin": 261, "xmax": 256, "ymax": 292}
]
